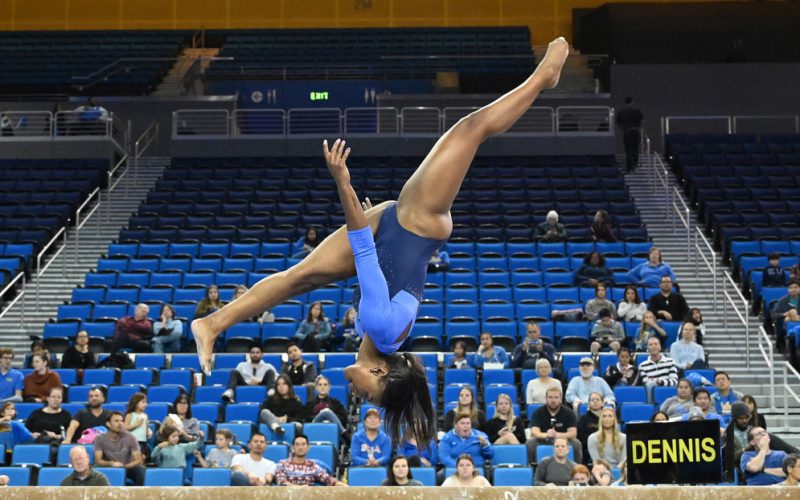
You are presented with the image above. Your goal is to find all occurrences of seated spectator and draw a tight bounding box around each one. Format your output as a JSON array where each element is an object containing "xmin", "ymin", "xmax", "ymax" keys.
[
  {"xmin": 447, "ymin": 341, "xmax": 473, "ymax": 369},
  {"xmin": 526, "ymin": 358, "xmax": 562, "ymax": 405},
  {"xmin": 294, "ymin": 301, "xmax": 333, "ymax": 352},
  {"xmin": 627, "ymin": 247, "xmax": 677, "ymax": 289},
  {"xmin": 590, "ymin": 459, "xmax": 614, "ymax": 486},
  {"xmin": 576, "ymin": 392, "xmax": 604, "ymax": 464},
  {"xmin": 0, "ymin": 348, "xmax": 23, "ymax": 403},
  {"xmin": 350, "ymin": 407, "xmax": 392, "ymax": 467},
  {"xmin": 526, "ymin": 387, "xmax": 583, "ymax": 465},
  {"xmin": 472, "ymin": 332, "xmax": 510, "ymax": 369},
  {"xmin": 741, "ymin": 427, "xmax": 788, "ymax": 485},
  {"xmin": 651, "ymin": 411, "xmax": 669, "ymax": 422},
  {"xmin": 590, "ymin": 309, "xmax": 624, "ymax": 354},
  {"xmin": 60, "ymin": 331, "xmax": 97, "ymax": 374},
  {"xmin": 443, "ymin": 386, "xmax": 486, "ymax": 433},
  {"xmin": 23, "ymin": 352, "xmax": 62, "ymax": 402},
  {"xmin": 781, "ymin": 454, "xmax": 800, "ymax": 486},
  {"xmin": 24, "ymin": 340, "xmax": 51, "ymax": 369},
  {"xmin": 565, "ymin": 357, "xmax": 615, "ymax": 412},
  {"xmin": 0, "ymin": 401, "xmax": 36, "ymax": 450},
  {"xmin": 194, "ymin": 428, "xmax": 237, "ymax": 468},
  {"xmin": 440, "ymin": 454, "xmax": 491, "ymax": 487},
  {"xmin": 439, "ymin": 413, "xmax": 494, "ymax": 468},
  {"xmin": 669, "ymin": 322, "xmax": 707, "ymax": 372},
  {"xmin": 485, "ymin": 393, "xmax": 525, "ymax": 445},
  {"xmin": 195, "ymin": 285, "xmax": 224, "ymax": 319},
  {"xmin": 334, "ymin": 307, "xmax": 361, "ymax": 352},
  {"xmin": 588, "ymin": 210, "xmax": 617, "ymax": 243},
  {"xmin": 660, "ymin": 378, "xmax": 694, "ymax": 418},
  {"xmin": 585, "ymin": 284, "xmax": 617, "ymax": 322},
  {"xmin": 534, "ymin": 437, "xmax": 577, "ymax": 486},
  {"xmin": 93, "ymin": 412, "xmax": 145, "ymax": 486},
  {"xmin": 534, "ymin": 210, "xmax": 566, "ymax": 242},
  {"xmin": 292, "ymin": 226, "xmax": 323, "ymax": 259},
  {"xmin": 514, "ymin": 321, "xmax": 557, "ymax": 370},
  {"xmin": 685, "ymin": 307, "xmax": 706, "ymax": 345},
  {"xmin": 771, "ymin": 280, "xmax": 800, "ymax": 350},
  {"xmin": 648, "ymin": 276, "xmax": 689, "ymax": 322},
  {"xmin": 428, "ymin": 248, "xmax": 450, "ymax": 273},
  {"xmin": 742, "ymin": 394, "xmax": 767, "ymax": 429},
  {"xmin": 764, "ymin": 252, "xmax": 787, "ymax": 288},
  {"xmin": 231, "ymin": 285, "xmax": 261, "ymax": 323},
  {"xmin": 280, "ymin": 343, "xmax": 317, "ymax": 395},
  {"xmin": 231, "ymin": 433, "xmax": 276, "ymax": 486},
  {"xmin": 64, "ymin": 386, "xmax": 110, "ymax": 444},
  {"xmin": 259, "ymin": 375, "xmax": 305, "ymax": 435},
  {"xmin": 222, "ymin": 344, "xmax": 277, "ymax": 403},
  {"xmin": 638, "ymin": 337, "xmax": 678, "ymax": 403},
  {"xmin": 304, "ymin": 375, "xmax": 348, "ymax": 435},
  {"xmin": 396, "ymin": 435, "xmax": 439, "ymax": 468},
  {"xmin": 711, "ymin": 371, "xmax": 743, "ymax": 416},
  {"xmin": 634, "ymin": 310, "xmax": 667, "ymax": 351},
  {"xmin": 569, "ymin": 464, "xmax": 592, "ymax": 486},
  {"xmin": 123, "ymin": 393, "xmax": 151, "ymax": 459},
  {"xmin": 681, "ymin": 389, "xmax": 725, "ymax": 428},
  {"xmin": 25, "ymin": 386, "xmax": 71, "ymax": 444},
  {"xmin": 275, "ymin": 434, "xmax": 345, "ymax": 486},
  {"xmin": 602, "ymin": 347, "xmax": 638, "ymax": 387},
  {"xmin": 152, "ymin": 304, "xmax": 183, "ymax": 354},
  {"xmin": 617, "ymin": 285, "xmax": 646, "ymax": 323},
  {"xmin": 382, "ymin": 455, "xmax": 423, "ymax": 486},
  {"xmin": 152, "ymin": 423, "xmax": 204, "ymax": 470},
  {"xmin": 111, "ymin": 303, "xmax": 154, "ymax": 353},
  {"xmin": 166, "ymin": 393, "xmax": 201, "ymax": 442},
  {"xmin": 575, "ymin": 252, "xmax": 613, "ymax": 288},
  {"xmin": 60, "ymin": 445, "xmax": 110, "ymax": 486},
  {"xmin": 587, "ymin": 407, "xmax": 627, "ymax": 468}
]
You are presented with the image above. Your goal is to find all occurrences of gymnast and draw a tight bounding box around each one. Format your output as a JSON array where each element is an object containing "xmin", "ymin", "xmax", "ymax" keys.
[{"xmin": 193, "ymin": 37, "xmax": 569, "ymax": 446}]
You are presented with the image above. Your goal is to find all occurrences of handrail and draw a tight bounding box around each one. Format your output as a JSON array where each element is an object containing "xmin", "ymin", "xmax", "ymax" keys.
[
  {"xmin": 0, "ymin": 272, "xmax": 26, "ymax": 327},
  {"xmin": 106, "ymin": 154, "xmax": 129, "ymax": 222},
  {"xmin": 192, "ymin": 28, "xmax": 206, "ymax": 49},
  {"xmin": 722, "ymin": 270, "xmax": 750, "ymax": 368},
  {"xmin": 782, "ymin": 361, "xmax": 800, "ymax": 431},
  {"xmin": 35, "ymin": 226, "xmax": 68, "ymax": 311},
  {"xmin": 758, "ymin": 326, "xmax": 776, "ymax": 412},
  {"xmin": 671, "ymin": 186, "xmax": 690, "ymax": 255},
  {"xmin": 693, "ymin": 227, "xmax": 717, "ymax": 310},
  {"xmin": 733, "ymin": 115, "xmax": 800, "ymax": 134},
  {"xmin": 134, "ymin": 121, "xmax": 160, "ymax": 187},
  {"xmin": 74, "ymin": 187, "xmax": 102, "ymax": 265},
  {"xmin": 663, "ymin": 115, "xmax": 733, "ymax": 135}
]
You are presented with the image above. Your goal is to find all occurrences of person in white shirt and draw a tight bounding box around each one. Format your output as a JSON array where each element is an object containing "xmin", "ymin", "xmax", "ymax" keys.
[
  {"xmin": 222, "ymin": 344, "xmax": 277, "ymax": 403},
  {"xmin": 669, "ymin": 322, "xmax": 706, "ymax": 371},
  {"xmin": 526, "ymin": 358, "xmax": 562, "ymax": 405},
  {"xmin": 617, "ymin": 285, "xmax": 646, "ymax": 323},
  {"xmin": 230, "ymin": 433, "xmax": 276, "ymax": 486}
]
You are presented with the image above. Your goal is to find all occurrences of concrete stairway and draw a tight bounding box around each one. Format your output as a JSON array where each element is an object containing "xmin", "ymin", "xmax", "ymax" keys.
[
  {"xmin": 625, "ymin": 154, "xmax": 800, "ymax": 444},
  {"xmin": 152, "ymin": 48, "xmax": 219, "ymax": 97},
  {"xmin": 0, "ymin": 157, "xmax": 168, "ymax": 363}
]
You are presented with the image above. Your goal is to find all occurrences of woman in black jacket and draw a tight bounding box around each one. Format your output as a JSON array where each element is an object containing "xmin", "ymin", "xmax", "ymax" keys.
[
  {"xmin": 259, "ymin": 375, "xmax": 305, "ymax": 435},
  {"xmin": 304, "ymin": 375, "xmax": 348, "ymax": 434},
  {"xmin": 60, "ymin": 330, "xmax": 96, "ymax": 383}
]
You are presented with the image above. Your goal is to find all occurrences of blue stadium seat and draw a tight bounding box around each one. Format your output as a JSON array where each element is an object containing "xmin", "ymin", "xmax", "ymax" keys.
[
  {"xmin": 148, "ymin": 386, "xmax": 182, "ymax": 404},
  {"xmin": 621, "ymin": 403, "xmax": 656, "ymax": 426},
  {"xmin": 145, "ymin": 467, "xmax": 184, "ymax": 486},
  {"xmin": 37, "ymin": 467, "xmax": 73, "ymax": 486},
  {"xmin": 57, "ymin": 444, "xmax": 95, "ymax": 465},
  {"xmin": 218, "ymin": 422, "xmax": 256, "ymax": 444},
  {"xmin": 303, "ymin": 423, "xmax": 339, "ymax": 448},
  {"xmin": 82, "ymin": 369, "xmax": 116, "ymax": 386},
  {"xmin": 134, "ymin": 354, "xmax": 165, "ymax": 369},
  {"xmin": 493, "ymin": 467, "xmax": 533, "ymax": 486},
  {"xmin": 614, "ymin": 386, "xmax": 648, "ymax": 404},
  {"xmin": 107, "ymin": 385, "xmax": 144, "ymax": 404},
  {"xmin": 235, "ymin": 386, "xmax": 267, "ymax": 404},
  {"xmin": 193, "ymin": 467, "xmax": 231, "ymax": 486},
  {"xmin": 225, "ymin": 403, "xmax": 260, "ymax": 422},
  {"xmin": 95, "ymin": 467, "xmax": 126, "ymax": 486},
  {"xmin": 0, "ymin": 466, "xmax": 31, "ymax": 486},
  {"xmin": 348, "ymin": 467, "xmax": 386, "ymax": 486},
  {"xmin": 410, "ymin": 467, "xmax": 436, "ymax": 486},
  {"xmin": 12, "ymin": 444, "xmax": 51, "ymax": 466},
  {"xmin": 492, "ymin": 444, "xmax": 527, "ymax": 466},
  {"xmin": 160, "ymin": 370, "xmax": 193, "ymax": 392},
  {"xmin": 191, "ymin": 403, "xmax": 221, "ymax": 423}
]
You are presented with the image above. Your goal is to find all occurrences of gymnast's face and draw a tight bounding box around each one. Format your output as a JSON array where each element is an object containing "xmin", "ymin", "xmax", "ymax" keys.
[{"xmin": 344, "ymin": 364, "xmax": 385, "ymax": 404}]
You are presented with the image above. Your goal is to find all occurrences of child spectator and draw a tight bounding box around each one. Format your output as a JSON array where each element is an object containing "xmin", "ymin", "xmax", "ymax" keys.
[
  {"xmin": 124, "ymin": 393, "xmax": 151, "ymax": 459},
  {"xmin": 151, "ymin": 424, "xmax": 204, "ymax": 469},
  {"xmin": 194, "ymin": 429, "xmax": 238, "ymax": 468},
  {"xmin": 764, "ymin": 252, "xmax": 786, "ymax": 288}
]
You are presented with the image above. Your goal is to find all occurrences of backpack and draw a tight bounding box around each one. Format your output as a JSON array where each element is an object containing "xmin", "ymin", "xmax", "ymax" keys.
[
  {"xmin": 77, "ymin": 426, "xmax": 107, "ymax": 444},
  {"xmin": 98, "ymin": 352, "xmax": 133, "ymax": 369}
]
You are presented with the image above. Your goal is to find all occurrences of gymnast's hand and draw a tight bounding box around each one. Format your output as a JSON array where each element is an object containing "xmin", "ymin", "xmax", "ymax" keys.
[
  {"xmin": 361, "ymin": 197, "xmax": 372, "ymax": 211},
  {"xmin": 323, "ymin": 138, "xmax": 351, "ymax": 185}
]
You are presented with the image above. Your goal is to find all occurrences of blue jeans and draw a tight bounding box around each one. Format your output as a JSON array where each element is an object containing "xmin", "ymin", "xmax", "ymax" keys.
[
  {"xmin": 152, "ymin": 332, "xmax": 182, "ymax": 353},
  {"xmin": 231, "ymin": 472, "xmax": 251, "ymax": 486},
  {"xmin": 312, "ymin": 408, "xmax": 345, "ymax": 434}
]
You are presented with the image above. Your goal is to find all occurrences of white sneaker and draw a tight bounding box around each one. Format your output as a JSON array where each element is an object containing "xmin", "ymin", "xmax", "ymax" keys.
[{"xmin": 221, "ymin": 389, "xmax": 235, "ymax": 403}]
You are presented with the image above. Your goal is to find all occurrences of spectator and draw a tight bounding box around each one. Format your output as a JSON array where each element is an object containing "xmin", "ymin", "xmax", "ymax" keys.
[
  {"xmin": 638, "ymin": 337, "xmax": 678, "ymax": 403},
  {"xmin": 25, "ymin": 340, "xmax": 48, "ymax": 368},
  {"xmin": 335, "ymin": 307, "xmax": 360, "ymax": 352},
  {"xmin": 152, "ymin": 424, "xmax": 204, "ymax": 469},
  {"xmin": 60, "ymin": 331, "xmax": 97, "ymax": 374},
  {"xmin": 221, "ymin": 344, "xmax": 277, "ymax": 404},
  {"xmin": 634, "ymin": 310, "xmax": 667, "ymax": 351},
  {"xmin": 585, "ymin": 284, "xmax": 617, "ymax": 321},
  {"xmin": 446, "ymin": 341, "xmax": 473, "ymax": 369},
  {"xmin": 764, "ymin": 252, "xmax": 786, "ymax": 288},
  {"xmin": 588, "ymin": 210, "xmax": 617, "ymax": 243},
  {"xmin": 741, "ymin": 427, "xmax": 788, "ymax": 485},
  {"xmin": 534, "ymin": 210, "xmax": 566, "ymax": 242},
  {"xmin": 23, "ymin": 352, "xmax": 62, "ymax": 402},
  {"xmin": 440, "ymin": 454, "xmax": 491, "ymax": 487},
  {"xmin": 25, "ymin": 386, "xmax": 71, "ymax": 444},
  {"xmin": 660, "ymin": 378, "xmax": 694, "ymax": 418},
  {"xmin": 685, "ymin": 307, "xmax": 706, "ymax": 345},
  {"xmin": 439, "ymin": 413, "xmax": 494, "ymax": 468},
  {"xmin": 123, "ymin": 393, "xmax": 151, "ymax": 459},
  {"xmin": 382, "ymin": 455, "xmax": 423, "ymax": 486},
  {"xmin": 292, "ymin": 226, "xmax": 323, "ymax": 259},
  {"xmin": 669, "ymin": 322, "xmax": 707, "ymax": 372},
  {"xmin": 771, "ymin": 280, "xmax": 800, "ymax": 350},
  {"xmin": 428, "ymin": 248, "xmax": 450, "ymax": 273},
  {"xmin": 526, "ymin": 387, "xmax": 583, "ymax": 465},
  {"xmin": 628, "ymin": 247, "xmax": 677, "ymax": 289},
  {"xmin": 711, "ymin": 371, "xmax": 743, "ymax": 416},
  {"xmin": 526, "ymin": 358, "xmax": 562, "ymax": 405},
  {"xmin": 648, "ymin": 276, "xmax": 689, "ymax": 322},
  {"xmin": 742, "ymin": 394, "xmax": 767, "ymax": 429},
  {"xmin": 93, "ymin": 412, "xmax": 145, "ymax": 486},
  {"xmin": 396, "ymin": 435, "xmax": 438, "ymax": 468},
  {"xmin": 294, "ymin": 301, "xmax": 333, "ymax": 352},
  {"xmin": 575, "ymin": 252, "xmax": 613, "ymax": 288},
  {"xmin": 565, "ymin": 357, "xmax": 615, "ymax": 412},
  {"xmin": 152, "ymin": 304, "xmax": 183, "ymax": 354},
  {"xmin": 681, "ymin": 389, "xmax": 725, "ymax": 427},
  {"xmin": 589, "ymin": 459, "xmax": 614, "ymax": 486},
  {"xmin": 590, "ymin": 308, "xmax": 625, "ymax": 354},
  {"xmin": 350, "ymin": 407, "xmax": 392, "ymax": 467},
  {"xmin": 60, "ymin": 445, "xmax": 109, "ymax": 486},
  {"xmin": 616, "ymin": 96, "xmax": 644, "ymax": 172},
  {"xmin": 304, "ymin": 375, "xmax": 348, "ymax": 435},
  {"xmin": 280, "ymin": 343, "xmax": 317, "ymax": 395},
  {"xmin": 195, "ymin": 285, "xmax": 224, "ymax": 319},
  {"xmin": 0, "ymin": 348, "xmax": 23, "ymax": 402},
  {"xmin": 166, "ymin": 393, "xmax": 201, "ymax": 442},
  {"xmin": 617, "ymin": 286, "xmax": 646, "ymax": 323},
  {"xmin": 534, "ymin": 437, "xmax": 577, "ymax": 486},
  {"xmin": 64, "ymin": 386, "xmax": 110, "ymax": 444},
  {"xmin": 231, "ymin": 433, "xmax": 276, "ymax": 486},
  {"xmin": 576, "ymin": 392, "xmax": 604, "ymax": 464},
  {"xmin": 588, "ymin": 407, "xmax": 627, "ymax": 468},
  {"xmin": 259, "ymin": 375, "xmax": 305, "ymax": 435},
  {"xmin": 485, "ymin": 393, "xmax": 525, "ymax": 445},
  {"xmin": 111, "ymin": 303, "xmax": 154, "ymax": 353},
  {"xmin": 569, "ymin": 464, "xmax": 592, "ymax": 486},
  {"xmin": 781, "ymin": 453, "xmax": 800, "ymax": 486},
  {"xmin": 472, "ymin": 332, "xmax": 510, "ymax": 369},
  {"xmin": 194, "ymin": 428, "xmax": 237, "ymax": 468},
  {"xmin": 0, "ymin": 401, "xmax": 36, "ymax": 450},
  {"xmin": 231, "ymin": 285, "xmax": 261, "ymax": 323},
  {"xmin": 651, "ymin": 411, "xmax": 669, "ymax": 422},
  {"xmin": 513, "ymin": 321, "xmax": 557, "ymax": 371},
  {"xmin": 442, "ymin": 386, "xmax": 486, "ymax": 433},
  {"xmin": 275, "ymin": 434, "xmax": 345, "ymax": 486},
  {"xmin": 602, "ymin": 347, "xmax": 638, "ymax": 387}
]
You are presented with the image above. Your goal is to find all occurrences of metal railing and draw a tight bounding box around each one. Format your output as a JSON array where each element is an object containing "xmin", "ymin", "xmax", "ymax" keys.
[
  {"xmin": 344, "ymin": 107, "xmax": 399, "ymax": 136},
  {"xmin": 35, "ymin": 227, "xmax": 68, "ymax": 311},
  {"xmin": 662, "ymin": 115, "xmax": 733, "ymax": 136},
  {"xmin": 0, "ymin": 272, "xmax": 26, "ymax": 327},
  {"xmin": 722, "ymin": 270, "xmax": 751, "ymax": 368},
  {"xmin": 232, "ymin": 109, "xmax": 286, "ymax": 136},
  {"xmin": 172, "ymin": 109, "xmax": 230, "ymax": 137},
  {"xmin": 671, "ymin": 186, "xmax": 691, "ymax": 254},
  {"xmin": 693, "ymin": 227, "xmax": 718, "ymax": 310},
  {"xmin": 133, "ymin": 121, "xmax": 159, "ymax": 187},
  {"xmin": 400, "ymin": 107, "xmax": 441, "ymax": 135},
  {"xmin": 651, "ymin": 148, "xmax": 670, "ymax": 205},
  {"xmin": 0, "ymin": 111, "xmax": 53, "ymax": 138},
  {"xmin": 508, "ymin": 107, "xmax": 557, "ymax": 135},
  {"xmin": 287, "ymin": 108, "xmax": 341, "ymax": 136},
  {"xmin": 758, "ymin": 326, "xmax": 776, "ymax": 412},
  {"xmin": 782, "ymin": 361, "xmax": 800, "ymax": 430},
  {"xmin": 733, "ymin": 115, "xmax": 800, "ymax": 135},
  {"xmin": 106, "ymin": 154, "xmax": 130, "ymax": 222},
  {"xmin": 54, "ymin": 110, "xmax": 112, "ymax": 137},
  {"xmin": 556, "ymin": 106, "xmax": 613, "ymax": 134},
  {"xmin": 74, "ymin": 187, "xmax": 101, "ymax": 265}
]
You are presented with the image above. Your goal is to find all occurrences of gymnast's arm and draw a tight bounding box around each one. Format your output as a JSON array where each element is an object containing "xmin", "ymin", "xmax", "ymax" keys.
[{"xmin": 324, "ymin": 138, "xmax": 368, "ymax": 231}]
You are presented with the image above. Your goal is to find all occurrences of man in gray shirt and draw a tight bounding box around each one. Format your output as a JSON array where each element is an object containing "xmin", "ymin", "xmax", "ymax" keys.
[
  {"xmin": 534, "ymin": 437, "xmax": 576, "ymax": 486},
  {"xmin": 222, "ymin": 344, "xmax": 277, "ymax": 403},
  {"xmin": 61, "ymin": 445, "xmax": 110, "ymax": 486},
  {"xmin": 93, "ymin": 411, "xmax": 145, "ymax": 486}
]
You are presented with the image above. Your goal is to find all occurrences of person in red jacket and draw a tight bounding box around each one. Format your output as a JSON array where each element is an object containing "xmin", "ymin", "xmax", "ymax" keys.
[{"xmin": 111, "ymin": 304, "xmax": 154, "ymax": 353}]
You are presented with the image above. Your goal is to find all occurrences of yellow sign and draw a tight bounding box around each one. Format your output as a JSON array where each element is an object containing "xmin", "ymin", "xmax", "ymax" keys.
[{"xmin": 631, "ymin": 437, "xmax": 717, "ymax": 464}]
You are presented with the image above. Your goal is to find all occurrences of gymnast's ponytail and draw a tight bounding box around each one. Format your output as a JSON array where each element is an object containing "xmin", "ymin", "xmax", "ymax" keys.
[{"xmin": 379, "ymin": 352, "xmax": 435, "ymax": 449}]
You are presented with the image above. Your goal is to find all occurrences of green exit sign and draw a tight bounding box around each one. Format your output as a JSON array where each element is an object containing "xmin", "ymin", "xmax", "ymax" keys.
[{"xmin": 309, "ymin": 91, "xmax": 329, "ymax": 101}]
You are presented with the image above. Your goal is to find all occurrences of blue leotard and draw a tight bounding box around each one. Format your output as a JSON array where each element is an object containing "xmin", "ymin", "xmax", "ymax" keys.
[{"xmin": 348, "ymin": 203, "xmax": 444, "ymax": 355}]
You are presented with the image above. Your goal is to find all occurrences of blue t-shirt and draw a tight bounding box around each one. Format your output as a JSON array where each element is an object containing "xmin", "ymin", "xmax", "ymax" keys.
[
  {"xmin": 741, "ymin": 450, "xmax": 787, "ymax": 485},
  {"xmin": 0, "ymin": 369, "xmax": 24, "ymax": 399}
]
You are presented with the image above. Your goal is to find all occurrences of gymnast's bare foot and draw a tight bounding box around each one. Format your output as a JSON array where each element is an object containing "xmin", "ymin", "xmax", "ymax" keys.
[
  {"xmin": 535, "ymin": 37, "xmax": 570, "ymax": 89},
  {"xmin": 191, "ymin": 317, "xmax": 216, "ymax": 375}
]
